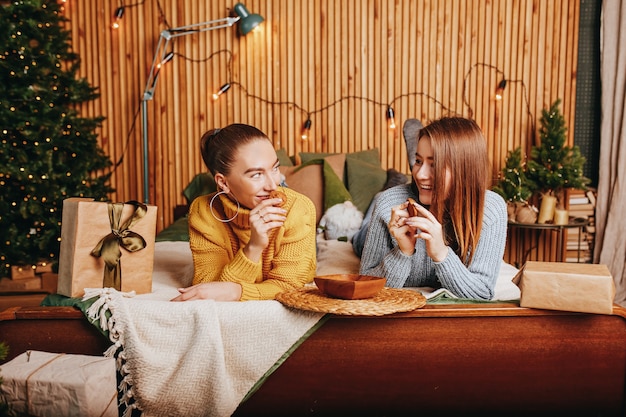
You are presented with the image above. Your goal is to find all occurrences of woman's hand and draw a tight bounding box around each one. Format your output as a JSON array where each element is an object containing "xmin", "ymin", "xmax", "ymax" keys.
[
  {"xmin": 388, "ymin": 201, "xmax": 418, "ymax": 256},
  {"xmin": 245, "ymin": 197, "xmax": 287, "ymax": 261},
  {"xmin": 171, "ymin": 282, "xmax": 242, "ymax": 302},
  {"xmin": 388, "ymin": 200, "xmax": 449, "ymax": 262}
]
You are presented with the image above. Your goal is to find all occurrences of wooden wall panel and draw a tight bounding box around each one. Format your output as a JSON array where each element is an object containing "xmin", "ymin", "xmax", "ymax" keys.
[{"xmin": 65, "ymin": 0, "xmax": 580, "ymax": 265}]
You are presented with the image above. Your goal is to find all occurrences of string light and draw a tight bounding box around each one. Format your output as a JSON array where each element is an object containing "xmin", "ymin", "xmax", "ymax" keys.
[
  {"xmin": 495, "ymin": 79, "xmax": 507, "ymax": 100},
  {"xmin": 149, "ymin": 52, "xmax": 174, "ymax": 89},
  {"xmin": 212, "ymin": 83, "xmax": 231, "ymax": 101},
  {"xmin": 113, "ymin": 0, "xmax": 459, "ymax": 150},
  {"xmin": 462, "ymin": 63, "xmax": 534, "ymax": 139},
  {"xmin": 112, "ymin": 7, "xmax": 124, "ymax": 29},
  {"xmin": 157, "ymin": 51, "xmax": 174, "ymax": 68},
  {"xmin": 110, "ymin": 1, "xmax": 146, "ymax": 30},
  {"xmin": 301, "ymin": 118, "xmax": 312, "ymax": 140},
  {"xmin": 386, "ymin": 106, "xmax": 396, "ymax": 129}
]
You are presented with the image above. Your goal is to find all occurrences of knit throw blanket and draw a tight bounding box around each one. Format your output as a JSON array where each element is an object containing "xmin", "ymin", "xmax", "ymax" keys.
[{"xmin": 83, "ymin": 288, "xmax": 324, "ymax": 417}]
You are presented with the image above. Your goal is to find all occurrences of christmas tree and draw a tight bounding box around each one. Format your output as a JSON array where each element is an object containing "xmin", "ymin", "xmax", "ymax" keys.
[
  {"xmin": 493, "ymin": 147, "xmax": 534, "ymax": 204},
  {"xmin": 0, "ymin": 0, "xmax": 113, "ymax": 278},
  {"xmin": 526, "ymin": 99, "xmax": 589, "ymax": 208}
]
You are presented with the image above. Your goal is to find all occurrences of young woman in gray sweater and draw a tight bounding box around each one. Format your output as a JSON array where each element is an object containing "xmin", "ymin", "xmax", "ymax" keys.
[{"xmin": 359, "ymin": 116, "xmax": 507, "ymax": 300}]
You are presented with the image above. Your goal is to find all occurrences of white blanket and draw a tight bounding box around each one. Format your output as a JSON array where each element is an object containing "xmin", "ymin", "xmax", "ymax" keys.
[{"xmin": 84, "ymin": 288, "xmax": 323, "ymax": 417}]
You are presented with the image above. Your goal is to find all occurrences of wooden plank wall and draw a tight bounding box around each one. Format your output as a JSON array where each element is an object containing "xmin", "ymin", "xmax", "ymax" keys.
[{"xmin": 62, "ymin": 0, "xmax": 580, "ymax": 264}]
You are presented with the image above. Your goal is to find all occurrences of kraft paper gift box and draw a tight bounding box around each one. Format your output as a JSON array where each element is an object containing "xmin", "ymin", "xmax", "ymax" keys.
[
  {"xmin": 512, "ymin": 261, "xmax": 615, "ymax": 315},
  {"xmin": 0, "ymin": 351, "xmax": 117, "ymax": 417},
  {"xmin": 57, "ymin": 198, "xmax": 157, "ymax": 298}
]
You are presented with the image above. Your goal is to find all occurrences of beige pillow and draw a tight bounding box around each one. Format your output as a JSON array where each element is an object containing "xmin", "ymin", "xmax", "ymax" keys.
[
  {"xmin": 281, "ymin": 164, "xmax": 324, "ymax": 224},
  {"xmin": 323, "ymin": 153, "xmax": 346, "ymax": 182}
]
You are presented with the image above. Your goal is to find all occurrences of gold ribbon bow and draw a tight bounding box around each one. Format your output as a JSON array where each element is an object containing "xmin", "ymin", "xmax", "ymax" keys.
[{"xmin": 91, "ymin": 200, "xmax": 148, "ymax": 290}]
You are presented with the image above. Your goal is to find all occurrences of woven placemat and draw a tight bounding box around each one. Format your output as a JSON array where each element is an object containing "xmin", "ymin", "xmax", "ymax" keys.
[{"xmin": 276, "ymin": 287, "xmax": 427, "ymax": 316}]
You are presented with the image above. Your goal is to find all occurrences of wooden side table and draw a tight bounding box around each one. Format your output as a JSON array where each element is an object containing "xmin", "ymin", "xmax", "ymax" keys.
[{"xmin": 507, "ymin": 217, "xmax": 589, "ymax": 268}]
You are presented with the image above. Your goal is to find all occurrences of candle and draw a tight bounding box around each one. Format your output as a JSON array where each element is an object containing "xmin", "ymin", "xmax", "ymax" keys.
[
  {"xmin": 537, "ymin": 195, "xmax": 557, "ymax": 224},
  {"xmin": 554, "ymin": 208, "xmax": 569, "ymax": 225}
]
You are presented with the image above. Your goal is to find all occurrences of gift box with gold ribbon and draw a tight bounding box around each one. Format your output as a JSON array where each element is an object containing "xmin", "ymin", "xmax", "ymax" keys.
[{"xmin": 57, "ymin": 198, "xmax": 157, "ymax": 298}]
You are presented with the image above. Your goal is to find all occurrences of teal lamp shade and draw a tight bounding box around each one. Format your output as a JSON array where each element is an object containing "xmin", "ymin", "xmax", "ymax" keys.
[{"xmin": 234, "ymin": 3, "xmax": 264, "ymax": 35}]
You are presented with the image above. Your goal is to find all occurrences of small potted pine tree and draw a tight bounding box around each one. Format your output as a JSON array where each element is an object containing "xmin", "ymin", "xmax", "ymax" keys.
[
  {"xmin": 493, "ymin": 147, "xmax": 536, "ymax": 223},
  {"xmin": 526, "ymin": 99, "xmax": 590, "ymax": 224}
]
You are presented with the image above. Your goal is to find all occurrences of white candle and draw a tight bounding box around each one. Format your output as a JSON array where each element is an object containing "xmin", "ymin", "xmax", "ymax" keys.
[{"xmin": 554, "ymin": 208, "xmax": 569, "ymax": 225}]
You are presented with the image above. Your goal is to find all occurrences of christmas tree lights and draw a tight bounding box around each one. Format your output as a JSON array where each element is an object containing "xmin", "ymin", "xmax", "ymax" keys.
[{"xmin": 0, "ymin": 0, "xmax": 113, "ymax": 278}]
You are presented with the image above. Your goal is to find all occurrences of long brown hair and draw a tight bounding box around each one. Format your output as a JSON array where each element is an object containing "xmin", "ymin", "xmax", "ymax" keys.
[{"xmin": 419, "ymin": 117, "xmax": 490, "ymax": 264}]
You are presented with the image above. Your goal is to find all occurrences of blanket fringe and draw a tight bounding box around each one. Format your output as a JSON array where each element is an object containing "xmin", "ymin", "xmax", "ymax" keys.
[
  {"xmin": 81, "ymin": 288, "xmax": 141, "ymax": 415},
  {"xmin": 122, "ymin": 403, "xmax": 138, "ymax": 417}
]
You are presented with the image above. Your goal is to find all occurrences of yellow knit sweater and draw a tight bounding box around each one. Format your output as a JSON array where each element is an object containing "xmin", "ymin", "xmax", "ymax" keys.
[{"xmin": 188, "ymin": 187, "xmax": 317, "ymax": 300}]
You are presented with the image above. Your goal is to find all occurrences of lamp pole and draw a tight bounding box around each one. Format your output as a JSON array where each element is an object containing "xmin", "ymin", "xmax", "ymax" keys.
[
  {"xmin": 140, "ymin": 17, "xmax": 241, "ymax": 204},
  {"xmin": 140, "ymin": 3, "xmax": 263, "ymax": 204}
]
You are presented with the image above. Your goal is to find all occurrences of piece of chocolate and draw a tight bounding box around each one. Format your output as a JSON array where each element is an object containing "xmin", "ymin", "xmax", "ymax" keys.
[
  {"xmin": 406, "ymin": 197, "xmax": 419, "ymax": 217},
  {"xmin": 270, "ymin": 190, "xmax": 287, "ymax": 207}
]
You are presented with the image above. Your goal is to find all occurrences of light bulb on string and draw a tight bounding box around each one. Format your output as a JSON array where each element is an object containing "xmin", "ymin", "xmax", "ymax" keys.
[
  {"xmin": 301, "ymin": 118, "xmax": 312, "ymax": 140},
  {"xmin": 386, "ymin": 106, "xmax": 396, "ymax": 130},
  {"xmin": 157, "ymin": 51, "xmax": 174, "ymax": 69},
  {"xmin": 212, "ymin": 83, "xmax": 231, "ymax": 101},
  {"xmin": 495, "ymin": 79, "xmax": 507, "ymax": 100},
  {"xmin": 112, "ymin": 7, "xmax": 124, "ymax": 29},
  {"xmin": 150, "ymin": 52, "xmax": 174, "ymax": 89}
]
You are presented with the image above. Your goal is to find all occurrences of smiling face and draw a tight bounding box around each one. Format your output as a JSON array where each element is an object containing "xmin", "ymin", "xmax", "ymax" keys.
[
  {"xmin": 411, "ymin": 135, "xmax": 451, "ymax": 206},
  {"xmin": 216, "ymin": 139, "xmax": 282, "ymax": 210}
]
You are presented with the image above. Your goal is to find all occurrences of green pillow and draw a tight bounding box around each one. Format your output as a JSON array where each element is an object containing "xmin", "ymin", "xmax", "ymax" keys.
[
  {"xmin": 183, "ymin": 173, "xmax": 216, "ymax": 205},
  {"xmin": 276, "ymin": 148, "xmax": 294, "ymax": 167},
  {"xmin": 323, "ymin": 159, "xmax": 352, "ymax": 212},
  {"xmin": 345, "ymin": 153, "xmax": 387, "ymax": 214},
  {"xmin": 345, "ymin": 148, "xmax": 381, "ymax": 166},
  {"xmin": 299, "ymin": 151, "xmax": 336, "ymax": 164},
  {"xmin": 156, "ymin": 217, "xmax": 190, "ymax": 242}
]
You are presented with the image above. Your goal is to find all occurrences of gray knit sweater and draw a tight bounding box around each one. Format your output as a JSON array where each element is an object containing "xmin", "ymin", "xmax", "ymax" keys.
[{"xmin": 358, "ymin": 184, "xmax": 507, "ymax": 300}]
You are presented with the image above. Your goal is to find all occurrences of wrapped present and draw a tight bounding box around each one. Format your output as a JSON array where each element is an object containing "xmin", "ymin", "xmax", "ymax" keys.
[
  {"xmin": 10, "ymin": 265, "xmax": 36, "ymax": 280},
  {"xmin": 0, "ymin": 351, "xmax": 117, "ymax": 417},
  {"xmin": 57, "ymin": 198, "xmax": 157, "ymax": 298},
  {"xmin": 513, "ymin": 261, "xmax": 615, "ymax": 315}
]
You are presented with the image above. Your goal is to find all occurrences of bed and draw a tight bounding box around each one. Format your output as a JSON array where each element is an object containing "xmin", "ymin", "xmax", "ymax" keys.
[
  {"xmin": 2, "ymin": 237, "xmax": 626, "ymax": 417},
  {"xmin": 2, "ymin": 145, "xmax": 626, "ymax": 416}
]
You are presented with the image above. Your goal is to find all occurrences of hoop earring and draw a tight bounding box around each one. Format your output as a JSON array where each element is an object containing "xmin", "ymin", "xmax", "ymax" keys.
[{"xmin": 209, "ymin": 191, "xmax": 240, "ymax": 223}]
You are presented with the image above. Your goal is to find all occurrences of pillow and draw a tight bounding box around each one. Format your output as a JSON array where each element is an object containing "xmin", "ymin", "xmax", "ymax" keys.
[
  {"xmin": 383, "ymin": 168, "xmax": 411, "ymax": 190},
  {"xmin": 156, "ymin": 217, "xmax": 190, "ymax": 242},
  {"xmin": 276, "ymin": 148, "xmax": 294, "ymax": 167},
  {"xmin": 323, "ymin": 153, "xmax": 346, "ymax": 183},
  {"xmin": 281, "ymin": 163, "xmax": 324, "ymax": 224},
  {"xmin": 299, "ymin": 152, "xmax": 336, "ymax": 165},
  {"xmin": 183, "ymin": 173, "xmax": 216, "ymax": 205},
  {"xmin": 345, "ymin": 148, "xmax": 381, "ymax": 166},
  {"xmin": 282, "ymin": 153, "xmax": 355, "ymax": 225},
  {"xmin": 323, "ymin": 159, "xmax": 352, "ymax": 212},
  {"xmin": 403, "ymin": 118, "xmax": 423, "ymax": 169},
  {"xmin": 318, "ymin": 201, "xmax": 363, "ymax": 241},
  {"xmin": 345, "ymin": 151, "xmax": 387, "ymax": 214}
]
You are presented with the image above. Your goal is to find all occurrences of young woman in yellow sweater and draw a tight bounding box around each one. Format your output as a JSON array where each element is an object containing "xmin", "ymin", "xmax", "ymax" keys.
[{"xmin": 172, "ymin": 124, "xmax": 317, "ymax": 302}]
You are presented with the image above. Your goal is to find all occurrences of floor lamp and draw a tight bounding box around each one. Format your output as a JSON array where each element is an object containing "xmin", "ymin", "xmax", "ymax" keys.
[{"xmin": 140, "ymin": 3, "xmax": 263, "ymax": 204}]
